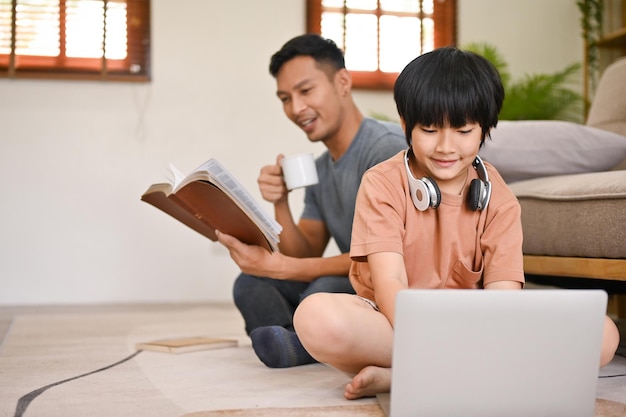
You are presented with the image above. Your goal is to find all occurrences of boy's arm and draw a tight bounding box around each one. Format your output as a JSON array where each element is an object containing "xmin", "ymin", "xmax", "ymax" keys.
[
  {"xmin": 484, "ymin": 280, "xmax": 523, "ymax": 290},
  {"xmin": 368, "ymin": 251, "xmax": 408, "ymax": 327}
]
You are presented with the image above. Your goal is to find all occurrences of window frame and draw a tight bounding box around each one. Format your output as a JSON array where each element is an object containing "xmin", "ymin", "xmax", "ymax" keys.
[
  {"xmin": 0, "ymin": 0, "xmax": 151, "ymax": 82},
  {"xmin": 306, "ymin": 0, "xmax": 457, "ymax": 90}
]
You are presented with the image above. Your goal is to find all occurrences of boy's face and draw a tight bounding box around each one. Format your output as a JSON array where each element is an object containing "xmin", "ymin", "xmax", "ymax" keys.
[
  {"xmin": 275, "ymin": 55, "xmax": 347, "ymax": 144},
  {"xmin": 408, "ymin": 122, "xmax": 483, "ymax": 195}
]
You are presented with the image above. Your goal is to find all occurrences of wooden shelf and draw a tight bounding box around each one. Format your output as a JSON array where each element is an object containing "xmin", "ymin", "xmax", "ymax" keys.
[
  {"xmin": 524, "ymin": 255, "xmax": 626, "ymax": 281},
  {"xmin": 583, "ymin": 0, "xmax": 626, "ymax": 110},
  {"xmin": 598, "ymin": 27, "xmax": 626, "ymax": 48}
]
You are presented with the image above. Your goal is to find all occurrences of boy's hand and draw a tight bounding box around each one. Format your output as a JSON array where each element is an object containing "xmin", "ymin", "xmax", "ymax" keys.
[{"xmin": 258, "ymin": 154, "xmax": 289, "ymax": 204}]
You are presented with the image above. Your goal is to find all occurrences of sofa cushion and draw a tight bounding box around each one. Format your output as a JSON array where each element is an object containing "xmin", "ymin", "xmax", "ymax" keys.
[
  {"xmin": 479, "ymin": 120, "xmax": 626, "ymax": 183},
  {"xmin": 509, "ymin": 171, "xmax": 626, "ymax": 259},
  {"xmin": 586, "ymin": 57, "xmax": 626, "ymax": 138}
]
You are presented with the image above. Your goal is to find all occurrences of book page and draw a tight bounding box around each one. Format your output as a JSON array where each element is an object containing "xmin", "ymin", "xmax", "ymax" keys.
[
  {"xmin": 203, "ymin": 159, "xmax": 282, "ymax": 237},
  {"xmin": 170, "ymin": 158, "xmax": 282, "ymax": 250},
  {"xmin": 168, "ymin": 163, "xmax": 186, "ymax": 189}
]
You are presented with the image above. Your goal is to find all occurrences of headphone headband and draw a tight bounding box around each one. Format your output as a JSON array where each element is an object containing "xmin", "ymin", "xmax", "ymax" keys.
[
  {"xmin": 473, "ymin": 155, "xmax": 489, "ymax": 183},
  {"xmin": 471, "ymin": 155, "xmax": 491, "ymax": 211}
]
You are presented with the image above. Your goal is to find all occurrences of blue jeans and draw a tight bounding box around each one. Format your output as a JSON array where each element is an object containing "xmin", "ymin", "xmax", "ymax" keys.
[{"xmin": 233, "ymin": 273, "xmax": 355, "ymax": 335}]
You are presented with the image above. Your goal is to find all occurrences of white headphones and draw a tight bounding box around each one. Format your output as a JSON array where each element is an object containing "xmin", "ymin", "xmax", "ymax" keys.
[{"xmin": 404, "ymin": 149, "xmax": 492, "ymax": 211}]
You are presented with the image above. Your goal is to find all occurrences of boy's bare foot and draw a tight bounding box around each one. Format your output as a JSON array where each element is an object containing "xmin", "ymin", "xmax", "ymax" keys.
[{"xmin": 344, "ymin": 366, "xmax": 391, "ymax": 400}]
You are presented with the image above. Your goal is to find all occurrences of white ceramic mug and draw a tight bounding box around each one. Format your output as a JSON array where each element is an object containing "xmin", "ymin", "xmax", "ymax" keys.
[{"xmin": 280, "ymin": 153, "xmax": 319, "ymax": 190}]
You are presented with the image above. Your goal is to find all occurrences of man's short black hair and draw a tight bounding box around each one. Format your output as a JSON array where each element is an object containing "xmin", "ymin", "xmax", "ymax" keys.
[
  {"xmin": 394, "ymin": 47, "xmax": 504, "ymax": 146},
  {"xmin": 269, "ymin": 34, "xmax": 345, "ymax": 78}
]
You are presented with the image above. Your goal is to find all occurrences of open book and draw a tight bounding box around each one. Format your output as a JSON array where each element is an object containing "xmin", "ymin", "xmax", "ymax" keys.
[{"xmin": 141, "ymin": 158, "xmax": 282, "ymax": 252}]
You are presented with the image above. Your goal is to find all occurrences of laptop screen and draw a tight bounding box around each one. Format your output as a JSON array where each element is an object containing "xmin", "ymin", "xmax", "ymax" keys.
[{"xmin": 388, "ymin": 289, "xmax": 606, "ymax": 417}]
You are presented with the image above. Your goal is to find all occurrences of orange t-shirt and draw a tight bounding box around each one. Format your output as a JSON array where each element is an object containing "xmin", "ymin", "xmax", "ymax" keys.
[{"xmin": 349, "ymin": 151, "xmax": 525, "ymax": 300}]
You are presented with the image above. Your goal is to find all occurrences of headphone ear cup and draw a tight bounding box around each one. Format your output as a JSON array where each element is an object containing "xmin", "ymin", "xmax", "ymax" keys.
[
  {"xmin": 469, "ymin": 179, "xmax": 485, "ymax": 211},
  {"xmin": 409, "ymin": 177, "xmax": 441, "ymax": 211},
  {"xmin": 404, "ymin": 150, "xmax": 442, "ymax": 211},
  {"xmin": 410, "ymin": 179, "xmax": 430, "ymax": 211},
  {"xmin": 424, "ymin": 177, "xmax": 441, "ymax": 209}
]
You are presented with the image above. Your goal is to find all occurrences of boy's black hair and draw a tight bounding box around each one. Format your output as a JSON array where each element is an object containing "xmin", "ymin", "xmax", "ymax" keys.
[
  {"xmin": 394, "ymin": 47, "xmax": 504, "ymax": 147},
  {"xmin": 269, "ymin": 34, "xmax": 345, "ymax": 78}
]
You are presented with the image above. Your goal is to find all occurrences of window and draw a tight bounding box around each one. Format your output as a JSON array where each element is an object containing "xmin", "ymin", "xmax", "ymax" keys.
[
  {"xmin": 0, "ymin": 0, "xmax": 150, "ymax": 81},
  {"xmin": 307, "ymin": 0, "xmax": 456, "ymax": 90}
]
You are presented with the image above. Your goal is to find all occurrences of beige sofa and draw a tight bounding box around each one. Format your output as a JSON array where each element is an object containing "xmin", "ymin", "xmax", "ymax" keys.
[{"xmin": 479, "ymin": 57, "xmax": 626, "ymax": 318}]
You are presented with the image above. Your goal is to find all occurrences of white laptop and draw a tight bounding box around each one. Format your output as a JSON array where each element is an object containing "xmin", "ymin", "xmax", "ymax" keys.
[{"xmin": 378, "ymin": 289, "xmax": 607, "ymax": 417}]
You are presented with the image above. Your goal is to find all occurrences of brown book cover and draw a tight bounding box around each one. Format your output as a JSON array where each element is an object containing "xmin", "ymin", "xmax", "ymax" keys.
[
  {"xmin": 141, "ymin": 159, "xmax": 281, "ymax": 252},
  {"xmin": 135, "ymin": 336, "xmax": 238, "ymax": 354}
]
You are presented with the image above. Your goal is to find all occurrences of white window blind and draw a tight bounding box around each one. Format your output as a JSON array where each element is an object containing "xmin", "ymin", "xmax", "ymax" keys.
[
  {"xmin": 307, "ymin": 0, "xmax": 456, "ymax": 90},
  {"xmin": 0, "ymin": 0, "xmax": 150, "ymax": 81}
]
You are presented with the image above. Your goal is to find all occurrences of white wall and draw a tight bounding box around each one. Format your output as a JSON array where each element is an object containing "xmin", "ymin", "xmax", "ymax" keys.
[
  {"xmin": 0, "ymin": 0, "xmax": 583, "ymax": 305},
  {"xmin": 458, "ymin": 0, "xmax": 583, "ymax": 80}
]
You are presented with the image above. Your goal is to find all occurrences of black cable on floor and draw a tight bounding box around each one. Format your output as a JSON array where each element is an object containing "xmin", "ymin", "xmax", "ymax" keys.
[
  {"xmin": 13, "ymin": 350, "xmax": 143, "ymax": 417},
  {"xmin": 599, "ymin": 373, "xmax": 626, "ymax": 378},
  {"xmin": 598, "ymin": 351, "xmax": 626, "ymax": 378}
]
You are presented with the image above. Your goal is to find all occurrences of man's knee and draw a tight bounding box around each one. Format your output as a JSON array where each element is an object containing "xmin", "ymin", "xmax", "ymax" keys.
[
  {"xmin": 303, "ymin": 276, "xmax": 354, "ymax": 299},
  {"xmin": 232, "ymin": 274, "xmax": 252, "ymax": 303}
]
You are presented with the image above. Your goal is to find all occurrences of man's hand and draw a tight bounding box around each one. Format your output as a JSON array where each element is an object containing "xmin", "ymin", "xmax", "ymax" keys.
[
  {"xmin": 216, "ymin": 230, "xmax": 286, "ymax": 279},
  {"xmin": 258, "ymin": 155, "xmax": 289, "ymax": 204},
  {"xmin": 217, "ymin": 229, "xmax": 352, "ymax": 282}
]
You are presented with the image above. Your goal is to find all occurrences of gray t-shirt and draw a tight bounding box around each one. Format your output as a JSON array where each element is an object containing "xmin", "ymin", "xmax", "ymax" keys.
[{"xmin": 301, "ymin": 117, "xmax": 407, "ymax": 253}]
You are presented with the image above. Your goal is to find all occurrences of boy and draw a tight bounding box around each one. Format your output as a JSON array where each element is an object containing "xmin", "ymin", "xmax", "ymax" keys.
[{"xmin": 293, "ymin": 47, "xmax": 619, "ymax": 399}]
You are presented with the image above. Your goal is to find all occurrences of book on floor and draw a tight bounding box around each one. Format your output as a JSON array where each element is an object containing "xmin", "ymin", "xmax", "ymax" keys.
[
  {"xmin": 141, "ymin": 158, "xmax": 282, "ymax": 252},
  {"xmin": 135, "ymin": 336, "xmax": 238, "ymax": 354}
]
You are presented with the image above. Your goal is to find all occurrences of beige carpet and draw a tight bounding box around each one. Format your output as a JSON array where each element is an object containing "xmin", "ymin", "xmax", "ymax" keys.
[
  {"xmin": 0, "ymin": 305, "xmax": 377, "ymax": 417},
  {"xmin": 0, "ymin": 304, "xmax": 624, "ymax": 417}
]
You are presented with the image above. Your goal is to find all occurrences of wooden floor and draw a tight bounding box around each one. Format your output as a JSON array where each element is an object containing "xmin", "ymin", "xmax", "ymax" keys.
[
  {"xmin": 1, "ymin": 301, "xmax": 625, "ymax": 414},
  {"xmin": 1, "ymin": 301, "xmax": 625, "ymax": 356},
  {"xmin": 0, "ymin": 302, "xmax": 212, "ymax": 342}
]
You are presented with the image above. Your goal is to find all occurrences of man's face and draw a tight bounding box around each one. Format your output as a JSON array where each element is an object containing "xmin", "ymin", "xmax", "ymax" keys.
[{"xmin": 275, "ymin": 55, "xmax": 345, "ymax": 143}]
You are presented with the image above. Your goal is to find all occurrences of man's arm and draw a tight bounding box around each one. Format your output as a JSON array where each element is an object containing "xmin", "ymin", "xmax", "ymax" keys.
[
  {"xmin": 216, "ymin": 230, "xmax": 351, "ymax": 282},
  {"xmin": 256, "ymin": 154, "xmax": 331, "ymax": 258},
  {"xmin": 217, "ymin": 154, "xmax": 352, "ymax": 282},
  {"xmin": 274, "ymin": 203, "xmax": 330, "ymax": 258}
]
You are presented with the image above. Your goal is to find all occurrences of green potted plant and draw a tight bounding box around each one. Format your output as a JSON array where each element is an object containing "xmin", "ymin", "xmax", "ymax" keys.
[
  {"xmin": 577, "ymin": 0, "xmax": 604, "ymax": 98},
  {"xmin": 463, "ymin": 42, "xmax": 585, "ymax": 122}
]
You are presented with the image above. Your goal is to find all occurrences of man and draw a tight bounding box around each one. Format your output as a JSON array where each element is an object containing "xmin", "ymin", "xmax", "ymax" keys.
[{"xmin": 216, "ymin": 34, "xmax": 406, "ymax": 368}]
